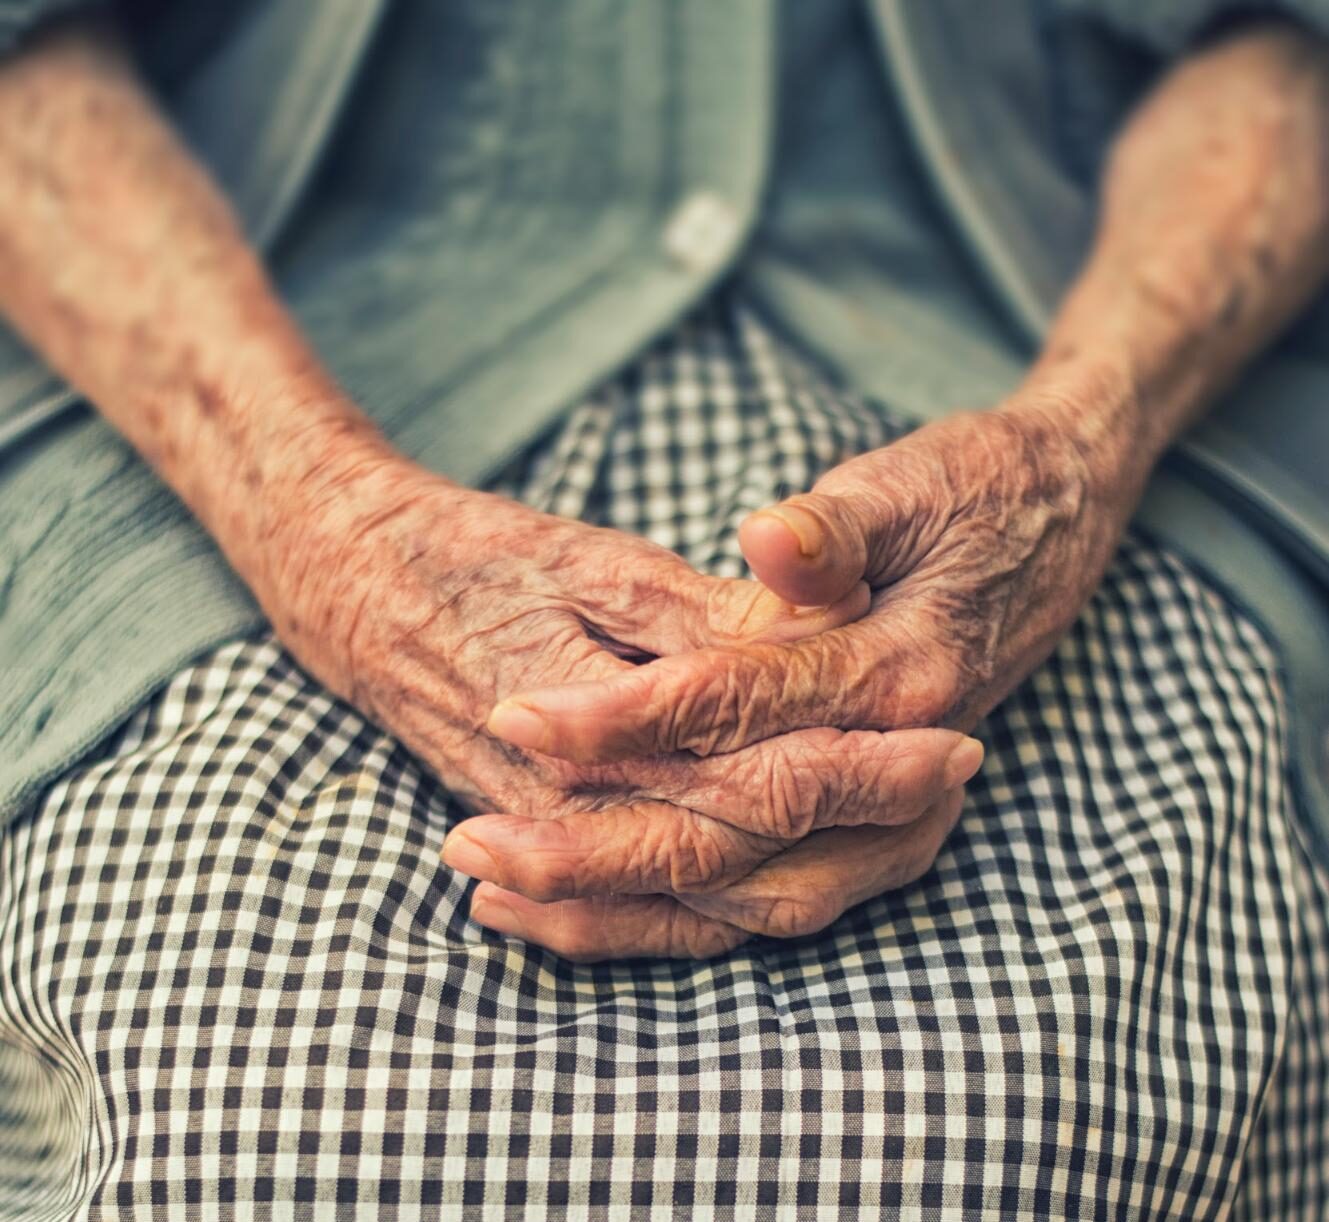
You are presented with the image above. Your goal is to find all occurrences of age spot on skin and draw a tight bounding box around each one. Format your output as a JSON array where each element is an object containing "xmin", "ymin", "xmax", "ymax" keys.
[{"xmin": 192, "ymin": 374, "xmax": 227, "ymax": 419}]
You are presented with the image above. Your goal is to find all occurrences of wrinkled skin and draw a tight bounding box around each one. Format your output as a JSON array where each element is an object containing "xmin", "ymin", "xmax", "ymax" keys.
[
  {"xmin": 5, "ymin": 23, "xmax": 1329, "ymax": 964},
  {"xmin": 469, "ymin": 406, "xmax": 1132, "ymax": 954},
  {"xmin": 260, "ymin": 451, "xmax": 983, "ymax": 960}
]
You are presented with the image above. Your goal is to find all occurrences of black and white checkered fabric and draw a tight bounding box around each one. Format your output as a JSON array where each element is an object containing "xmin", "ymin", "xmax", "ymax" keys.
[{"xmin": 2, "ymin": 298, "xmax": 1327, "ymax": 1219}]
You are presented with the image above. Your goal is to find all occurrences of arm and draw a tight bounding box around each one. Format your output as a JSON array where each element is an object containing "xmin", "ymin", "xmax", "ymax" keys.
[
  {"xmin": 1022, "ymin": 19, "xmax": 1329, "ymax": 500},
  {"xmin": 0, "ymin": 18, "xmax": 376, "ymax": 585},
  {"xmin": 0, "ymin": 20, "xmax": 979, "ymax": 960},
  {"xmin": 728, "ymin": 14, "xmax": 1329, "ymax": 694},
  {"xmin": 463, "ymin": 21, "xmax": 1329, "ymax": 945}
]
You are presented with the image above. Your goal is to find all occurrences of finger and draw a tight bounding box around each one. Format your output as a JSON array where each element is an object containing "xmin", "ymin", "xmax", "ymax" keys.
[
  {"xmin": 443, "ymin": 802, "xmax": 777, "ymax": 902},
  {"xmin": 465, "ymin": 789, "xmax": 967, "ymax": 959},
  {"xmin": 623, "ymin": 568, "xmax": 871, "ymax": 655},
  {"xmin": 565, "ymin": 531, "xmax": 869, "ymax": 660},
  {"xmin": 677, "ymin": 786, "xmax": 967, "ymax": 938},
  {"xmin": 738, "ymin": 491, "xmax": 879, "ymax": 607},
  {"xmin": 634, "ymin": 726, "xmax": 982, "ymax": 839},
  {"xmin": 737, "ymin": 437, "xmax": 950, "ymax": 609},
  {"xmin": 487, "ymin": 625, "xmax": 936, "ymax": 763},
  {"xmin": 442, "ymin": 732, "xmax": 980, "ymax": 903},
  {"xmin": 467, "ymin": 883, "xmax": 751, "ymax": 962}
]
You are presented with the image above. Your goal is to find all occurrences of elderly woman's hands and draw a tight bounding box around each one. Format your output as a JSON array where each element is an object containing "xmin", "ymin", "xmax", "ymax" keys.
[
  {"xmin": 8, "ymin": 18, "xmax": 1329, "ymax": 967},
  {"xmin": 465, "ymin": 399, "xmax": 1137, "ymax": 955},
  {"xmin": 256, "ymin": 445, "xmax": 984, "ymax": 959},
  {"xmin": 486, "ymin": 403, "xmax": 1130, "ymax": 755},
  {"xmin": 0, "ymin": 17, "xmax": 981, "ymax": 961}
]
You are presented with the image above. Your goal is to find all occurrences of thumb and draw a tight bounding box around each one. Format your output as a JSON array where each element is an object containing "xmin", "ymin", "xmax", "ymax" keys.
[{"xmin": 738, "ymin": 490, "xmax": 882, "ymax": 607}]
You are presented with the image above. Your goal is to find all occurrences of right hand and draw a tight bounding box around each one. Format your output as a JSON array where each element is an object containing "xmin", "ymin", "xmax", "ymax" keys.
[{"xmin": 248, "ymin": 444, "xmax": 984, "ymax": 958}]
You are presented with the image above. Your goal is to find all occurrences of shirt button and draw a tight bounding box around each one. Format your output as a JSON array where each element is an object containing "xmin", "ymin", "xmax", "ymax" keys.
[{"xmin": 663, "ymin": 191, "xmax": 740, "ymax": 273}]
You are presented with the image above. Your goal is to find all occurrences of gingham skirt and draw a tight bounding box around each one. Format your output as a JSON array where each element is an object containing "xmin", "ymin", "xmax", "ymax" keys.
[{"xmin": 2, "ymin": 298, "xmax": 1327, "ymax": 1220}]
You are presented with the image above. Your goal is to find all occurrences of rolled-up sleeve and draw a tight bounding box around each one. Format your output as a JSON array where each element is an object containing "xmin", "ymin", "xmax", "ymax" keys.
[
  {"xmin": 1049, "ymin": 0, "xmax": 1329, "ymax": 54},
  {"xmin": 0, "ymin": 0, "xmax": 103, "ymax": 57}
]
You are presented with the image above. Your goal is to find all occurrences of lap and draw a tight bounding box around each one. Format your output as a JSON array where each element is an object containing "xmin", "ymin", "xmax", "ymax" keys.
[{"xmin": 2, "ymin": 300, "xmax": 1326, "ymax": 1219}]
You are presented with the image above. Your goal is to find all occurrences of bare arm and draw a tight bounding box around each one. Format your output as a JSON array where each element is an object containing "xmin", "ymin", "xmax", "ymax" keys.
[
  {"xmin": 0, "ymin": 19, "xmax": 379, "ymax": 597},
  {"xmin": 1019, "ymin": 20, "xmax": 1329, "ymax": 506}
]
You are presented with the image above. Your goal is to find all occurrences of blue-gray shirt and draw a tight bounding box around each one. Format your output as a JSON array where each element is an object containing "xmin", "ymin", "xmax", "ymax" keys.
[{"xmin": 2, "ymin": 0, "xmax": 1329, "ymax": 855}]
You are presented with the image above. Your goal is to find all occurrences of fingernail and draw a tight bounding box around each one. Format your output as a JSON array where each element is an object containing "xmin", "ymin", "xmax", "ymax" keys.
[
  {"xmin": 487, "ymin": 701, "xmax": 549, "ymax": 751},
  {"xmin": 943, "ymin": 737, "xmax": 985, "ymax": 789},
  {"xmin": 441, "ymin": 830, "xmax": 501, "ymax": 881},
  {"xmin": 757, "ymin": 506, "xmax": 824, "ymax": 559},
  {"xmin": 470, "ymin": 890, "xmax": 528, "ymax": 940}
]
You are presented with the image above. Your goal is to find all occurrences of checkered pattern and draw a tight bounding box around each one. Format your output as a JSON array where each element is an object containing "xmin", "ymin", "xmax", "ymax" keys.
[{"xmin": 1, "ymin": 297, "xmax": 1326, "ymax": 1219}]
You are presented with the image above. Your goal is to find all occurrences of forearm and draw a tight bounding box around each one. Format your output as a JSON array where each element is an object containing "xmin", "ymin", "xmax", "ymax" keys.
[
  {"xmin": 0, "ymin": 21, "xmax": 394, "ymax": 596},
  {"xmin": 1007, "ymin": 20, "xmax": 1329, "ymax": 515}
]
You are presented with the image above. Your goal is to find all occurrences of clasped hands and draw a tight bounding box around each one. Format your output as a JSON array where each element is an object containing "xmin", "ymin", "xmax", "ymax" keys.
[{"xmin": 272, "ymin": 404, "xmax": 1126, "ymax": 961}]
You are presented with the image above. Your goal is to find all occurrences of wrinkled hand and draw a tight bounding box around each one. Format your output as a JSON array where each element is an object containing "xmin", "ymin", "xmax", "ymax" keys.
[
  {"xmin": 490, "ymin": 406, "xmax": 1126, "ymax": 752},
  {"xmin": 257, "ymin": 449, "xmax": 982, "ymax": 959},
  {"xmin": 456, "ymin": 785, "xmax": 969, "ymax": 962},
  {"xmin": 475, "ymin": 406, "xmax": 1131, "ymax": 948}
]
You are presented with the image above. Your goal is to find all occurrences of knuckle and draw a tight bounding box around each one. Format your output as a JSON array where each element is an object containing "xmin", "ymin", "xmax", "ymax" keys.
[
  {"xmin": 753, "ymin": 747, "xmax": 827, "ymax": 839},
  {"xmin": 666, "ymin": 661, "xmax": 751, "ymax": 756},
  {"xmin": 538, "ymin": 811, "xmax": 748, "ymax": 898},
  {"xmin": 587, "ymin": 838, "xmax": 660, "ymax": 894},
  {"xmin": 660, "ymin": 814, "xmax": 743, "ymax": 894},
  {"xmin": 505, "ymin": 819, "xmax": 584, "ymax": 902},
  {"xmin": 518, "ymin": 854, "xmax": 582, "ymax": 904},
  {"xmin": 749, "ymin": 891, "xmax": 838, "ymax": 940},
  {"xmin": 914, "ymin": 656, "xmax": 969, "ymax": 725}
]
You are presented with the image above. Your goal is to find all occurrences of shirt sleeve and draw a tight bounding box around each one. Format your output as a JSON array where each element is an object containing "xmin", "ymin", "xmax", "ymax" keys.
[
  {"xmin": 0, "ymin": 0, "xmax": 104, "ymax": 57},
  {"xmin": 1048, "ymin": 0, "xmax": 1329, "ymax": 55}
]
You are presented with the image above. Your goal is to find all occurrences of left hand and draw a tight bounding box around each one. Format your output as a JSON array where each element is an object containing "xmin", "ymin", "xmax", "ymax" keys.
[{"xmin": 464, "ymin": 403, "xmax": 1135, "ymax": 954}]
